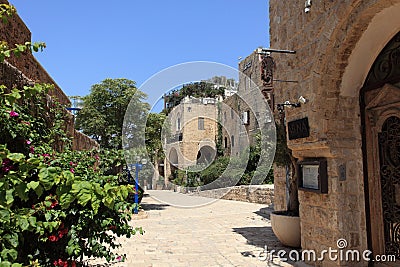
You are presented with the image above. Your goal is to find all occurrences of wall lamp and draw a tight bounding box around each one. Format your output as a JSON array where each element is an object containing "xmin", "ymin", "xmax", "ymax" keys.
[{"xmin": 277, "ymin": 96, "xmax": 307, "ymax": 113}]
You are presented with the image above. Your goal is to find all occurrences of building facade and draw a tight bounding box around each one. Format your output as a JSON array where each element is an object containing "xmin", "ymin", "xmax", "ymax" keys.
[
  {"xmin": 221, "ymin": 50, "xmax": 275, "ymax": 157},
  {"xmin": 270, "ymin": 0, "xmax": 400, "ymax": 265},
  {"xmin": 164, "ymin": 96, "xmax": 219, "ymax": 183}
]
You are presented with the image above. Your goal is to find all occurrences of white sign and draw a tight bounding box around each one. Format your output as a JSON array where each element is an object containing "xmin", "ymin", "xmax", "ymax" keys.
[{"xmin": 302, "ymin": 165, "xmax": 319, "ymax": 189}]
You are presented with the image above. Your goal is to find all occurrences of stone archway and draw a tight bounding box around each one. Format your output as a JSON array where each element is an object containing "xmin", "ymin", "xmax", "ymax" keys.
[
  {"xmin": 169, "ymin": 147, "xmax": 179, "ymax": 176},
  {"xmin": 340, "ymin": 2, "xmax": 400, "ymax": 97},
  {"xmin": 361, "ymin": 31, "xmax": 400, "ymax": 259}
]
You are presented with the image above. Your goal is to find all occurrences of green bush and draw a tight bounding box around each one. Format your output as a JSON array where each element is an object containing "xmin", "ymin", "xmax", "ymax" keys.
[{"xmin": 0, "ymin": 84, "xmax": 142, "ymax": 266}]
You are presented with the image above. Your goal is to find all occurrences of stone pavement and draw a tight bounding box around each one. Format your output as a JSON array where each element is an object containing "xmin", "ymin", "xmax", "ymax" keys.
[{"xmin": 88, "ymin": 190, "xmax": 297, "ymax": 267}]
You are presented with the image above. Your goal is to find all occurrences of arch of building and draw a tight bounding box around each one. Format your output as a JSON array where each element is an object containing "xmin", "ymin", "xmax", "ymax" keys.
[
  {"xmin": 168, "ymin": 147, "xmax": 178, "ymax": 173},
  {"xmin": 317, "ymin": 1, "xmax": 400, "ymax": 258}
]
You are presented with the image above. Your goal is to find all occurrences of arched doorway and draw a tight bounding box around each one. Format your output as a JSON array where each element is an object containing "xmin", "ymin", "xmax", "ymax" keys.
[
  {"xmin": 362, "ymin": 31, "xmax": 400, "ymax": 258},
  {"xmin": 169, "ymin": 147, "xmax": 179, "ymax": 176}
]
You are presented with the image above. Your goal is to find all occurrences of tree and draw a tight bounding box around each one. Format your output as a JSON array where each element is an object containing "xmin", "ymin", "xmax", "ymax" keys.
[
  {"xmin": 145, "ymin": 112, "xmax": 166, "ymax": 163},
  {"xmin": 75, "ymin": 78, "xmax": 149, "ymax": 149}
]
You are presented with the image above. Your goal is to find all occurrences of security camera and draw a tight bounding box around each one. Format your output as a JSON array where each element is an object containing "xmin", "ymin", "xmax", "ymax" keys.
[
  {"xmin": 298, "ymin": 96, "xmax": 308, "ymax": 104},
  {"xmin": 304, "ymin": 0, "xmax": 311, "ymax": 13}
]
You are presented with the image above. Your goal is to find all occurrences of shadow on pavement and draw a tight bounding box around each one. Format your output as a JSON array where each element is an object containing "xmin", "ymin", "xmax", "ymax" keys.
[
  {"xmin": 233, "ymin": 226, "xmax": 300, "ymax": 265},
  {"xmin": 254, "ymin": 206, "xmax": 274, "ymax": 220},
  {"xmin": 140, "ymin": 203, "xmax": 170, "ymax": 211},
  {"xmin": 233, "ymin": 226, "xmax": 281, "ymax": 249}
]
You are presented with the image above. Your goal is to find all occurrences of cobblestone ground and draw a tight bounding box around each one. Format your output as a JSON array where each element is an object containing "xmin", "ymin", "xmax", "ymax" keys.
[{"xmin": 87, "ymin": 190, "xmax": 297, "ymax": 267}]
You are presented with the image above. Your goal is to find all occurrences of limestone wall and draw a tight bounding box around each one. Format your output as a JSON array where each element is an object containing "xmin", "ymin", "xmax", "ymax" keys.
[
  {"xmin": 269, "ymin": 0, "xmax": 400, "ymax": 265},
  {"xmin": 189, "ymin": 184, "xmax": 274, "ymax": 205},
  {"xmin": 0, "ymin": 1, "xmax": 98, "ymax": 151},
  {"xmin": 0, "ymin": 0, "xmax": 70, "ymax": 106}
]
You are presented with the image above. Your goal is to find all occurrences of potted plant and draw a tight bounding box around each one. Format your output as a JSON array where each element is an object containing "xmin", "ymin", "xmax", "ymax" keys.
[{"xmin": 270, "ymin": 115, "xmax": 301, "ymax": 248}]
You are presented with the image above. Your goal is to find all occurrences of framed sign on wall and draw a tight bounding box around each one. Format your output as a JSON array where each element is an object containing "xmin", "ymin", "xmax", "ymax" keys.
[{"xmin": 298, "ymin": 158, "xmax": 328, "ymax": 194}]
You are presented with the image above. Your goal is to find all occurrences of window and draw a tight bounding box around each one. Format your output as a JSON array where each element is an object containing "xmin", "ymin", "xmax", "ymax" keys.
[
  {"xmin": 231, "ymin": 135, "xmax": 235, "ymax": 147},
  {"xmin": 231, "ymin": 109, "xmax": 234, "ymax": 119},
  {"xmin": 242, "ymin": 110, "xmax": 250, "ymax": 125},
  {"xmin": 176, "ymin": 114, "xmax": 181, "ymax": 131},
  {"xmin": 248, "ymin": 74, "xmax": 252, "ymax": 89},
  {"xmin": 224, "ymin": 137, "xmax": 228, "ymax": 148},
  {"xmin": 198, "ymin": 117, "xmax": 204, "ymax": 130},
  {"xmin": 224, "ymin": 111, "xmax": 227, "ymax": 122}
]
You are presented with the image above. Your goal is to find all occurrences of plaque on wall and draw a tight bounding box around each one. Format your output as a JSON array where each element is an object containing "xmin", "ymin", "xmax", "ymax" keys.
[
  {"xmin": 288, "ymin": 117, "xmax": 310, "ymax": 140},
  {"xmin": 298, "ymin": 158, "xmax": 328, "ymax": 194},
  {"xmin": 302, "ymin": 165, "xmax": 319, "ymax": 189}
]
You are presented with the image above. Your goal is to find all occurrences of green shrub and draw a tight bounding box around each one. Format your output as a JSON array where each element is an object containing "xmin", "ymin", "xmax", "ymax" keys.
[{"xmin": 0, "ymin": 84, "xmax": 142, "ymax": 266}]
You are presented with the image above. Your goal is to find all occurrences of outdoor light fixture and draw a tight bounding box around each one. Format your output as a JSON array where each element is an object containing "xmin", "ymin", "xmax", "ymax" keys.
[
  {"xmin": 127, "ymin": 156, "xmax": 148, "ymax": 214},
  {"xmin": 277, "ymin": 96, "xmax": 308, "ymax": 112},
  {"xmin": 66, "ymin": 97, "xmax": 84, "ymax": 116},
  {"xmin": 305, "ymin": 0, "xmax": 312, "ymax": 13},
  {"xmin": 256, "ymin": 47, "xmax": 296, "ymax": 55},
  {"xmin": 277, "ymin": 101, "xmax": 301, "ymax": 113},
  {"xmin": 298, "ymin": 96, "xmax": 308, "ymax": 104}
]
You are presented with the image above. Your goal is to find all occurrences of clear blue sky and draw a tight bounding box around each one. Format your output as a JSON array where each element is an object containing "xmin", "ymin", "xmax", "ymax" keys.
[{"xmin": 9, "ymin": 1, "xmax": 270, "ymax": 106}]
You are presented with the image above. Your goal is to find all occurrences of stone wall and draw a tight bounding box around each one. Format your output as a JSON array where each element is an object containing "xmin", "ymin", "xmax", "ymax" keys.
[
  {"xmin": 0, "ymin": 1, "xmax": 98, "ymax": 151},
  {"xmin": 221, "ymin": 94, "xmax": 256, "ymax": 157},
  {"xmin": 269, "ymin": 0, "xmax": 400, "ymax": 265},
  {"xmin": 0, "ymin": 0, "xmax": 70, "ymax": 106},
  {"xmin": 189, "ymin": 184, "xmax": 274, "ymax": 205}
]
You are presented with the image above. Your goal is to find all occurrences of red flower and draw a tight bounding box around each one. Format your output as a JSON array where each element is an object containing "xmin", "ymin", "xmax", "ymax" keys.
[
  {"xmin": 70, "ymin": 168, "xmax": 75, "ymax": 173},
  {"xmin": 29, "ymin": 146, "xmax": 34, "ymax": 153},
  {"xmin": 26, "ymin": 140, "xmax": 31, "ymax": 145},
  {"xmin": 58, "ymin": 227, "xmax": 68, "ymax": 238},
  {"xmin": 2, "ymin": 158, "xmax": 11, "ymax": 166},
  {"xmin": 9, "ymin": 111, "xmax": 19, "ymax": 117},
  {"xmin": 48, "ymin": 235, "xmax": 59, "ymax": 242},
  {"xmin": 71, "ymin": 261, "xmax": 76, "ymax": 267},
  {"xmin": 50, "ymin": 200, "xmax": 58, "ymax": 209}
]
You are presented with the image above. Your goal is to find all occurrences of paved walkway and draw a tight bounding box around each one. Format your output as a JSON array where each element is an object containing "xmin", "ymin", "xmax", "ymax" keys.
[{"xmin": 88, "ymin": 190, "xmax": 296, "ymax": 267}]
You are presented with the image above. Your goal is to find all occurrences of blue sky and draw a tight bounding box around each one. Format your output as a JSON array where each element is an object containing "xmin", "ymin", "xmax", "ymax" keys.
[{"xmin": 9, "ymin": 1, "xmax": 269, "ymax": 106}]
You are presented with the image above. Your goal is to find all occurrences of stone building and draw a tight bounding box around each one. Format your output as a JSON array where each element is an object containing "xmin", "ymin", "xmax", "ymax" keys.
[
  {"xmin": 0, "ymin": 0, "xmax": 97, "ymax": 150},
  {"xmin": 269, "ymin": 0, "xmax": 400, "ymax": 265},
  {"xmin": 163, "ymin": 96, "xmax": 219, "ymax": 183},
  {"xmin": 221, "ymin": 50, "xmax": 274, "ymax": 156}
]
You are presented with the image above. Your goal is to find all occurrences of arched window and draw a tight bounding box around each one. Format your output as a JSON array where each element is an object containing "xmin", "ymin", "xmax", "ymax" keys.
[{"xmin": 176, "ymin": 114, "xmax": 181, "ymax": 131}]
